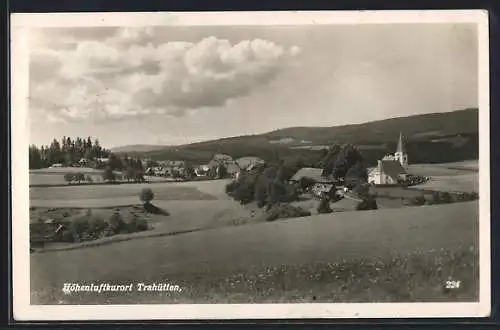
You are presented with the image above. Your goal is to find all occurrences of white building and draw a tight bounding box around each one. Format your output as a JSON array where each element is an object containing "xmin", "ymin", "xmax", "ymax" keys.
[{"xmin": 368, "ymin": 133, "xmax": 408, "ymax": 185}]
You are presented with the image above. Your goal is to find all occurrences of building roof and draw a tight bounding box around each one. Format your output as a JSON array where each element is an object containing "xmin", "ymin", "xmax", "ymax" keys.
[
  {"xmin": 380, "ymin": 160, "xmax": 406, "ymax": 177},
  {"xmin": 226, "ymin": 162, "xmax": 241, "ymax": 174},
  {"xmin": 396, "ymin": 132, "xmax": 406, "ymax": 153},
  {"xmin": 235, "ymin": 156, "xmax": 265, "ymax": 170},
  {"xmin": 290, "ymin": 167, "xmax": 334, "ymax": 183},
  {"xmin": 213, "ymin": 154, "xmax": 233, "ymax": 161}
]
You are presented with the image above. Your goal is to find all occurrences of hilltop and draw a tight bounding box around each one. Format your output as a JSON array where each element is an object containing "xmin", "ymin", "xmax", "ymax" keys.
[
  {"xmin": 115, "ymin": 108, "xmax": 479, "ymax": 166},
  {"xmin": 110, "ymin": 144, "xmax": 170, "ymax": 153}
]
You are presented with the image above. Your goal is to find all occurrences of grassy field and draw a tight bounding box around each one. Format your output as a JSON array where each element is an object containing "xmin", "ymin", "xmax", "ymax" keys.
[
  {"xmin": 407, "ymin": 160, "xmax": 478, "ymax": 177},
  {"xmin": 407, "ymin": 160, "xmax": 479, "ymax": 193},
  {"xmin": 29, "ymin": 161, "xmax": 480, "ymax": 304},
  {"xmin": 30, "ymin": 167, "xmax": 174, "ymax": 186},
  {"xmin": 30, "ymin": 201, "xmax": 478, "ymax": 304},
  {"xmin": 30, "ymin": 179, "xmax": 231, "ymax": 205}
]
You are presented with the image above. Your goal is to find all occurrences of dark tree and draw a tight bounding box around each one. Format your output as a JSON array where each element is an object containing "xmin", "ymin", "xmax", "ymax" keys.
[
  {"xmin": 317, "ymin": 197, "xmax": 333, "ymax": 214},
  {"xmin": 29, "ymin": 145, "xmax": 43, "ymax": 169},
  {"xmin": 139, "ymin": 188, "xmax": 154, "ymax": 204},
  {"xmin": 321, "ymin": 144, "xmax": 365, "ymax": 180},
  {"xmin": 64, "ymin": 173, "xmax": 75, "ymax": 184},
  {"xmin": 102, "ymin": 167, "xmax": 116, "ymax": 182},
  {"xmin": 345, "ymin": 161, "xmax": 368, "ymax": 187}
]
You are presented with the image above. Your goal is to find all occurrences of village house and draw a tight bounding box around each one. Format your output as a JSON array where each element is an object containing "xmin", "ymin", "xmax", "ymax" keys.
[
  {"xmin": 289, "ymin": 167, "xmax": 336, "ymax": 184},
  {"xmin": 78, "ymin": 158, "xmax": 90, "ymax": 167},
  {"xmin": 96, "ymin": 157, "xmax": 109, "ymax": 164},
  {"xmin": 195, "ymin": 164, "xmax": 210, "ymax": 177},
  {"xmin": 289, "ymin": 167, "xmax": 340, "ymax": 198},
  {"xmin": 368, "ymin": 133, "xmax": 408, "ymax": 185},
  {"xmin": 235, "ymin": 156, "xmax": 265, "ymax": 171}
]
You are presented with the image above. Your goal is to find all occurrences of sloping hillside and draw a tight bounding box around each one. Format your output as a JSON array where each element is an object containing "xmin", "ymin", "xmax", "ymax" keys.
[
  {"xmin": 264, "ymin": 108, "xmax": 478, "ymax": 145},
  {"xmin": 117, "ymin": 108, "xmax": 479, "ymax": 165},
  {"xmin": 110, "ymin": 144, "xmax": 170, "ymax": 153}
]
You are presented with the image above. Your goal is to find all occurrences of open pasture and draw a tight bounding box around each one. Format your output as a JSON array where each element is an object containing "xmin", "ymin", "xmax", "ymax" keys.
[
  {"xmin": 31, "ymin": 201, "xmax": 479, "ymax": 304},
  {"xmin": 30, "ymin": 167, "xmax": 103, "ymax": 174},
  {"xmin": 407, "ymin": 160, "xmax": 478, "ymax": 177},
  {"xmin": 410, "ymin": 174, "xmax": 479, "ymax": 193},
  {"xmin": 30, "ymin": 182, "xmax": 219, "ymax": 206}
]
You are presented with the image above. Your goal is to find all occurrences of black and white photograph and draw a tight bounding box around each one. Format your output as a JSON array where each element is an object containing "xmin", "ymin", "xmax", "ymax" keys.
[{"xmin": 11, "ymin": 10, "xmax": 490, "ymax": 320}]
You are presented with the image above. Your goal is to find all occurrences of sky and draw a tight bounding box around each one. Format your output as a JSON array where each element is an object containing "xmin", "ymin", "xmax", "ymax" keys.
[{"xmin": 28, "ymin": 23, "xmax": 478, "ymax": 148}]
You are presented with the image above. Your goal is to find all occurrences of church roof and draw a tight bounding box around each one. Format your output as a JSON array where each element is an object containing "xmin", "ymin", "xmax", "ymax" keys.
[
  {"xmin": 380, "ymin": 160, "xmax": 406, "ymax": 177},
  {"xmin": 396, "ymin": 132, "xmax": 405, "ymax": 153}
]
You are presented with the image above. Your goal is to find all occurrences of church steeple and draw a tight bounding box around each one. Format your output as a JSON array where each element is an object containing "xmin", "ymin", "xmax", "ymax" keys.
[
  {"xmin": 395, "ymin": 132, "xmax": 408, "ymax": 168},
  {"xmin": 396, "ymin": 132, "xmax": 405, "ymax": 154}
]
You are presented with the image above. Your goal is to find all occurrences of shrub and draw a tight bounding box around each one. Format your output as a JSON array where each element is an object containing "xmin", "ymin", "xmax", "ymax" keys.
[
  {"xmin": 102, "ymin": 167, "xmax": 116, "ymax": 182},
  {"xmin": 86, "ymin": 216, "xmax": 109, "ymax": 238},
  {"xmin": 354, "ymin": 183, "xmax": 370, "ymax": 199},
  {"xmin": 411, "ymin": 195, "xmax": 426, "ymax": 206},
  {"xmin": 317, "ymin": 197, "xmax": 333, "ymax": 214},
  {"xmin": 68, "ymin": 215, "xmax": 91, "ymax": 242},
  {"xmin": 329, "ymin": 191, "xmax": 343, "ymax": 202},
  {"xmin": 265, "ymin": 204, "xmax": 311, "ymax": 222},
  {"xmin": 429, "ymin": 192, "xmax": 441, "ymax": 205},
  {"xmin": 126, "ymin": 213, "xmax": 149, "ymax": 232},
  {"xmin": 107, "ymin": 210, "xmax": 127, "ymax": 234},
  {"xmin": 225, "ymin": 181, "xmax": 239, "ymax": 194},
  {"xmin": 356, "ymin": 197, "xmax": 378, "ymax": 211},
  {"xmin": 85, "ymin": 175, "xmax": 93, "ymax": 183},
  {"xmin": 439, "ymin": 191, "xmax": 452, "ymax": 204},
  {"xmin": 64, "ymin": 173, "xmax": 75, "ymax": 184},
  {"xmin": 74, "ymin": 172, "xmax": 85, "ymax": 183},
  {"xmin": 139, "ymin": 188, "xmax": 154, "ymax": 204}
]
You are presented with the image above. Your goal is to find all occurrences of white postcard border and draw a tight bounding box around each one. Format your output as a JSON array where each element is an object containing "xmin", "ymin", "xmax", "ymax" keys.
[{"xmin": 11, "ymin": 10, "xmax": 491, "ymax": 320}]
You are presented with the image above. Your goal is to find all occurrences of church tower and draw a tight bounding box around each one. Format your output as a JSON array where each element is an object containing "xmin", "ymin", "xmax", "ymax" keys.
[{"xmin": 394, "ymin": 132, "xmax": 408, "ymax": 168}]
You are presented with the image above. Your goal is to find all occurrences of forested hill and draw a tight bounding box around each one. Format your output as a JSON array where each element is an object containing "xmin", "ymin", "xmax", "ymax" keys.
[{"xmin": 118, "ymin": 108, "xmax": 479, "ymax": 166}]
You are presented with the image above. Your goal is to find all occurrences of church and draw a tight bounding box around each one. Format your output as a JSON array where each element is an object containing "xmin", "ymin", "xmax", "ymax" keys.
[{"xmin": 368, "ymin": 133, "xmax": 408, "ymax": 185}]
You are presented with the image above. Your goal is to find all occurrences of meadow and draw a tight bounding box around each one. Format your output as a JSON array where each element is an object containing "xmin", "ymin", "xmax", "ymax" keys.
[
  {"xmin": 407, "ymin": 160, "xmax": 479, "ymax": 193},
  {"xmin": 28, "ymin": 160, "xmax": 480, "ymax": 304},
  {"xmin": 30, "ymin": 201, "xmax": 479, "ymax": 304},
  {"xmin": 29, "ymin": 167, "xmax": 171, "ymax": 187}
]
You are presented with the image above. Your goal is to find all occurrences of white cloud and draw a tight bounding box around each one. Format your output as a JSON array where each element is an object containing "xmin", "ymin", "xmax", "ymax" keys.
[{"xmin": 29, "ymin": 28, "xmax": 301, "ymax": 123}]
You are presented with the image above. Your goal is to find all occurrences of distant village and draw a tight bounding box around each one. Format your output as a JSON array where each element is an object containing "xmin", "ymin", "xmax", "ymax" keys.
[{"xmin": 32, "ymin": 133, "xmax": 428, "ymax": 196}]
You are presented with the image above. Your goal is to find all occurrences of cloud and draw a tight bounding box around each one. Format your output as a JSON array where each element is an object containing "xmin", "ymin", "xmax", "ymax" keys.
[{"xmin": 29, "ymin": 28, "xmax": 300, "ymax": 123}]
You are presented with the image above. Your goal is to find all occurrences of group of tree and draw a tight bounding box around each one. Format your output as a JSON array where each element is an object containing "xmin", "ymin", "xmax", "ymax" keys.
[
  {"xmin": 207, "ymin": 163, "xmax": 228, "ymax": 180},
  {"xmin": 63, "ymin": 172, "xmax": 93, "ymax": 184},
  {"xmin": 320, "ymin": 144, "xmax": 368, "ymax": 186},
  {"xmin": 225, "ymin": 162, "xmax": 299, "ymax": 210},
  {"xmin": 101, "ymin": 158, "xmax": 146, "ymax": 183},
  {"xmin": 29, "ymin": 136, "xmax": 111, "ymax": 169}
]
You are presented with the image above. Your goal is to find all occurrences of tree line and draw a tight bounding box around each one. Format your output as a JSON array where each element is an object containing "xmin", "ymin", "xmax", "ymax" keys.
[{"xmin": 29, "ymin": 136, "xmax": 111, "ymax": 169}]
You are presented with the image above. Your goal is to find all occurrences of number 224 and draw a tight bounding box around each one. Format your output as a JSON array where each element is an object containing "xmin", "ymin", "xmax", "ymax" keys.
[{"xmin": 446, "ymin": 280, "xmax": 461, "ymax": 289}]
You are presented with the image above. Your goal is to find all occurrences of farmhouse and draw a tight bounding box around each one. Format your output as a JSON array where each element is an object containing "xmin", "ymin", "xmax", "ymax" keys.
[
  {"xmin": 235, "ymin": 156, "xmax": 265, "ymax": 170},
  {"xmin": 96, "ymin": 157, "xmax": 109, "ymax": 164},
  {"xmin": 368, "ymin": 133, "xmax": 408, "ymax": 185},
  {"xmin": 195, "ymin": 164, "xmax": 210, "ymax": 177},
  {"xmin": 290, "ymin": 167, "xmax": 336, "ymax": 184},
  {"xmin": 78, "ymin": 158, "xmax": 90, "ymax": 166}
]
